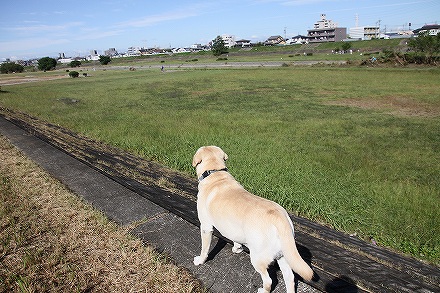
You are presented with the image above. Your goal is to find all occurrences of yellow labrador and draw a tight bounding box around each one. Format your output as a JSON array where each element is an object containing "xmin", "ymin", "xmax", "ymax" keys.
[{"xmin": 192, "ymin": 146, "xmax": 313, "ymax": 293}]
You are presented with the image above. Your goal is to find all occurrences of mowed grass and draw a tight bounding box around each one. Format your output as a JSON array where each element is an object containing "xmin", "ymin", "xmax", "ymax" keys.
[{"xmin": 1, "ymin": 66, "xmax": 439, "ymax": 264}]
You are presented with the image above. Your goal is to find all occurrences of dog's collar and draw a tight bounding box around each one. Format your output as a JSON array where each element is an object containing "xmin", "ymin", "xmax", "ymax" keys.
[{"xmin": 198, "ymin": 168, "xmax": 228, "ymax": 182}]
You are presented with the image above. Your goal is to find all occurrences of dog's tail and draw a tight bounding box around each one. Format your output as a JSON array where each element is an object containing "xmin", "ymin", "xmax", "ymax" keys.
[{"xmin": 276, "ymin": 211, "xmax": 314, "ymax": 281}]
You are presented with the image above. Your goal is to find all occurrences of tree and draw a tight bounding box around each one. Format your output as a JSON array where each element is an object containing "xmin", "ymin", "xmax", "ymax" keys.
[
  {"xmin": 99, "ymin": 55, "xmax": 111, "ymax": 65},
  {"xmin": 211, "ymin": 36, "xmax": 228, "ymax": 56},
  {"xmin": 408, "ymin": 31, "xmax": 440, "ymax": 63},
  {"xmin": 38, "ymin": 57, "xmax": 57, "ymax": 71},
  {"xmin": 69, "ymin": 60, "xmax": 81, "ymax": 67},
  {"xmin": 0, "ymin": 62, "xmax": 24, "ymax": 74}
]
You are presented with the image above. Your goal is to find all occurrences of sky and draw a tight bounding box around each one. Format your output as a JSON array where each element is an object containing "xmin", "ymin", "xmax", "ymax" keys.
[{"xmin": 1, "ymin": 0, "xmax": 439, "ymax": 61}]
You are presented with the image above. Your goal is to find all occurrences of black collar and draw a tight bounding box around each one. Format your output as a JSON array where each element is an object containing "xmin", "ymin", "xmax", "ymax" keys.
[{"xmin": 198, "ymin": 168, "xmax": 228, "ymax": 182}]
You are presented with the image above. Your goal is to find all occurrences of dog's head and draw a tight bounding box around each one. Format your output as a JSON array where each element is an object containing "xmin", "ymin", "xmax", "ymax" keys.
[{"xmin": 192, "ymin": 146, "xmax": 228, "ymax": 176}]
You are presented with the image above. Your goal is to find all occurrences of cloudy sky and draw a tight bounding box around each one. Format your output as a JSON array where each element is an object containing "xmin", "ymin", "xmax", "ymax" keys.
[{"xmin": 1, "ymin": 0, "xmax": 438, "ymax": 60}]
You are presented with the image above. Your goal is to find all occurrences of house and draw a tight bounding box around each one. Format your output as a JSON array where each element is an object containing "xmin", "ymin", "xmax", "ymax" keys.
[
  {"xmin": 235, "ymin": 39, "xmax": 252, "ymax": 47},
  {"xmin": 286, "ymin": 35, "xmax": 308, "ymax": 45},
  {"xmin": 307, "ymin": 14, "xmax": 347, "ymax": 43},
  {"xmin": 413, "ymin": 24, "xmax": 440, "ymax": 36},
  {"xmin": 190, "ymin": 44, "xmax": 207, "ymax": 52},
  {"xmin": 171, "ymin": 48, "xmax": 190, "ymax": 54},
  {"xmin": 265, "ymin": 35, "xmax": 285, "ymax": 45}
]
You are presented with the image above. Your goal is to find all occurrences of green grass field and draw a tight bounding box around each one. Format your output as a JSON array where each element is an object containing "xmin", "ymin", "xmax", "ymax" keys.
[{"xmin": 1, "ymin": 65, "xmax": 439, "ymax": 264}]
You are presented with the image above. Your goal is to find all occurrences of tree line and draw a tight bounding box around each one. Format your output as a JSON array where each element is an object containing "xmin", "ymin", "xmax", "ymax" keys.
[{"xmin": 1, "ymin": 55, "xmax": 111, "ymax": 74}]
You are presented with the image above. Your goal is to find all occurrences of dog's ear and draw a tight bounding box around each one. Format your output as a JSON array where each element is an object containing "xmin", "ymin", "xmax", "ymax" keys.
[{"xmin": 192, "ymin": 150, "xmax": 203, "ymax": 167}]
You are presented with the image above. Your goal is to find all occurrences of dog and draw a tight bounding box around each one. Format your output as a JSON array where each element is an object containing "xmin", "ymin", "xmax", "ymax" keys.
[{"xmin": 192, "ymin": 146, "xmax": 314, "ymax": 293}]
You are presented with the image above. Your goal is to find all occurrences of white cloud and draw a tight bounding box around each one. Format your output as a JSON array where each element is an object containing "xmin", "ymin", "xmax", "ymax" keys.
[
  {"xmin": 0, "ymin": 37, "xmax": 70, "ymax": 53},
  {"xmin": 114, "ymin": 2, "xmax": 216, "ymax": 29},
  {"xmin": 6, "ymin": 22, "xmax": 84, "ymax": 33},
  {"xmin": 74, "ymin": 29, "xmax": 125, "ymax": 40},
  {"xmin": 280, "ymin": 0, "xmax": 338, "ymax": 6},
  {"xmin": 116, "ymin": 10, "xmax": 198, "ymax": 28}
]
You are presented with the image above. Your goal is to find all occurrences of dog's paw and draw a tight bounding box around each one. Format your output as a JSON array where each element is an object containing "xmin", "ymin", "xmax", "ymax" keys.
[
  {"xmin": 193, "ymin": 256, "xmax": 205, "ymax": 266},
  {"xmin": 232, "ymin": 244, "xmax": 243, "ymax": 254},
  {"xmin": 257, "ymin": 288, "xmax": 269, "ymax": 293}
]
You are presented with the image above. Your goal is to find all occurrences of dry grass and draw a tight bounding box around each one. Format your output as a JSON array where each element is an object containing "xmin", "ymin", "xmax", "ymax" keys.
[
  {"xmin": 325, "ymin": 95, "xmax": 440, "ymax": 117},
  {"xmin": 0, "ymin": 135, "xmax": 203, "ymax": 293}
]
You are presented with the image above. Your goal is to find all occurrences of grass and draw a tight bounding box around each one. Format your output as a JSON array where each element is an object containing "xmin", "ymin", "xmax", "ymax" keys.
[
  {"xmin": 0, "ymin": 65, "xmax": 439, "ymax": 265},
  {"xmin": 0, "ymin": 135, "xmax": 203, "ymax": 292}
]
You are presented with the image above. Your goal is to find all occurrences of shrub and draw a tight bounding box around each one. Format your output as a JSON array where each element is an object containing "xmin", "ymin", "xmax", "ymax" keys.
[
  {"xmin": 341, "ymin": 42, "xmax": 352, "ymax": 52},
  {"xmin": 380, "ymin": 49, "xmax": 396, "ymax": 63},
  {"xmin": 69, "ymin": 60, "xmax": 81, "ymax": 67},
  {"xmin": 69, "ymin": 71, "xmax": 79, "ymax": 78}
]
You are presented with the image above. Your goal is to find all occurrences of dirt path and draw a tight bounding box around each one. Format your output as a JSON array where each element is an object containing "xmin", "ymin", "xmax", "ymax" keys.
[{"xmin": 0, "ymin": 74, "xmax": 68, "ymax": 86}]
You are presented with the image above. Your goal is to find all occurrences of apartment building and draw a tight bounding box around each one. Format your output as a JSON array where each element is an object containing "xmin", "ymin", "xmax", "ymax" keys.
[
  {"xmin": 307, "ymin": 14, "xmax": 347, "ymax": 43},
  {"xmin": 349, "ymin": 26, "xmax": 380, "ymax": 40}
]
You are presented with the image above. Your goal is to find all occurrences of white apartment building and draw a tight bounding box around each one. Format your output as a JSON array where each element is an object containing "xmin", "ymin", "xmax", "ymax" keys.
[{"xmin": 221, "ymin": 34, "xmax": 236, "ymax": 48}]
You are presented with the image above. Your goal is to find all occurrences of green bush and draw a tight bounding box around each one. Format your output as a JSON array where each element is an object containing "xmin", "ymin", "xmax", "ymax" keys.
[
  {"xmin": 69, "ymin": 71, "xmax": 79, "ymax": 78},
  {"xmin": 69, "ymin": 60, "xmax": 81, "ymax": 67}
]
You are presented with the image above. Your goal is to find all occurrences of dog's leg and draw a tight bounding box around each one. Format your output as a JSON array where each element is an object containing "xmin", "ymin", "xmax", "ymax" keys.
[
  {"xmin": 194, "ymin": 228, "xmax": 212, "ymax": 265},
  {"xmin": 232, "ymin": 242, "xmax": 243, "ymax": 254},
  {"xmin": 278, "ymin": 256, "xmax": 295, "ymax": 293},
  {"xmin": 250, "ymin": 254, "xmax": 272, "ymax": 293}
]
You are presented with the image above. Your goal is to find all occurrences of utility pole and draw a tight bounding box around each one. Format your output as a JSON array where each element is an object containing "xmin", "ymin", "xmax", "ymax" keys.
[{"xmin": 376, "ymin": 19, "xmax": 381, "ymax": 38}]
